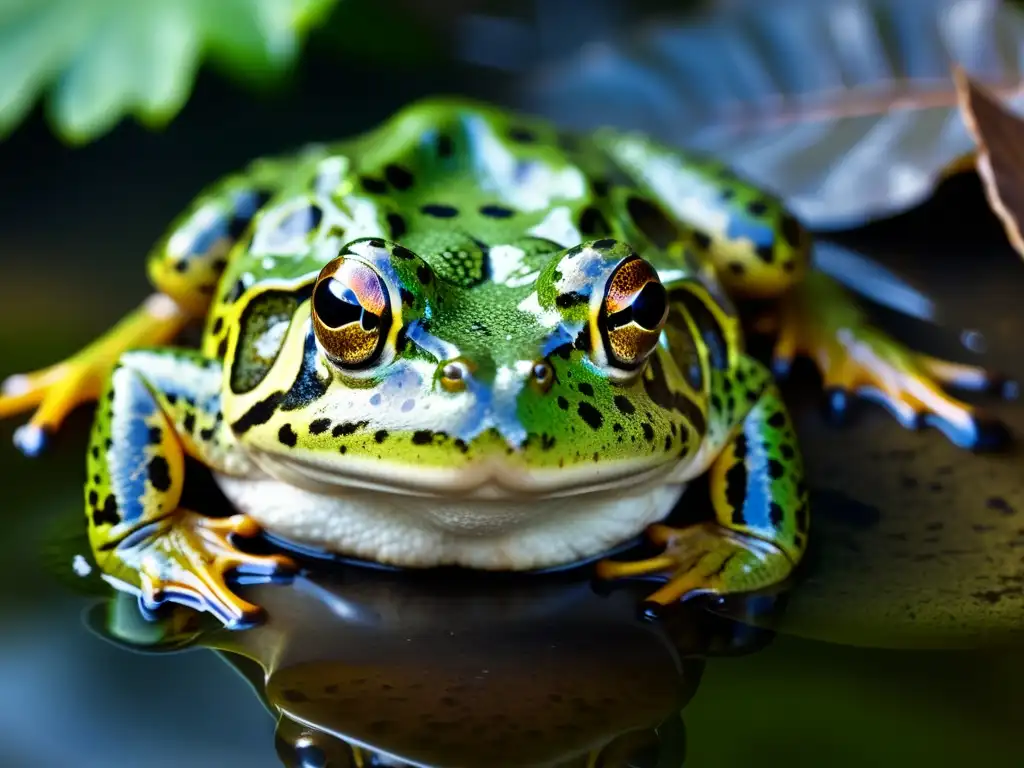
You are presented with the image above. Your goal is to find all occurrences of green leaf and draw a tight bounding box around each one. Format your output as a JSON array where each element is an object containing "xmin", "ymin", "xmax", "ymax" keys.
[{"xmin": 0, "ymin": 0, "xmax": 340, "ymax": 144}]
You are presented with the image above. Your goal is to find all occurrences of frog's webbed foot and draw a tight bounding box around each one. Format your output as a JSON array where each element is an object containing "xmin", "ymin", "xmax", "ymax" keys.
[
  {"xmin": 130, "ymin": 511, "xmax": 296, "ymax": 629},
  {"xmin": 596, "ymin": 523, "xmax": 794, "ymax": 610},
  {"xmin": 0, "ymin": 294, "xmax": 190, "ymax": 456},
  {"xmin": 770, "ymin": 271, "xmax": 1014, "ymax": 451}
]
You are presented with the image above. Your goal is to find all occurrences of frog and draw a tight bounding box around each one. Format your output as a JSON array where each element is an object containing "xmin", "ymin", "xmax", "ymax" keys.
[{"xmin": 0, "ymin": 99, "xmax": 1010, "ymax": 628}]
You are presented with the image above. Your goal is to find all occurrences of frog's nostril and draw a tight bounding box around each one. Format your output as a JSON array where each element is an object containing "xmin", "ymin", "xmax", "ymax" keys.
[{"xmin": 440, "ymin": 360, "xmax": 471, "ymax": 393}]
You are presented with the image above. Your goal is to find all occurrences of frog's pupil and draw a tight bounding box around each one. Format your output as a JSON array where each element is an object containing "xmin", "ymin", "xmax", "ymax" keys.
[
  {"xmin": 631, "ymin": 282, "xmax": 668, "ymax": 330},
  {"xmin": 360, "ymin": 310, "xmax": 379, "ymax": 331},
  {"xmin": 314, "ymin": 279, "xmax": 361, "ymax": 329}
]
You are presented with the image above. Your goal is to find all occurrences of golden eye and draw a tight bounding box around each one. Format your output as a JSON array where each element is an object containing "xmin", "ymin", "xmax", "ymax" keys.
[
  {"xmin": 312, "ymin": 256, "xmax": 393, "ymax": 369},
  {"xmin": 600, "ymin": 256, "xmax": 668, "ymax": 370}
]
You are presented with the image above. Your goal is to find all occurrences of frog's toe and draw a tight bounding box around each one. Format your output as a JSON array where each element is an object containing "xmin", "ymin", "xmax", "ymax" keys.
[
  {"xmin": 595, "ymin": 522, "xmax": 794, "ymax": 609},
  {"xmin": 12, "ymin": 423, "xmax": 50, "ymax": 458},
  {"xmin": 132, "ymin": 510, "xmax": 297, "ymax": 629},
  {"xmin": 772, "ymin": 273, "xmax": 1013, "ymax": 452}
]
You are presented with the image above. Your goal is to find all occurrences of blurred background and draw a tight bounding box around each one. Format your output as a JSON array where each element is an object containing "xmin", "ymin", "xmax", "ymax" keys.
[{"xmin": 2, "ymin": 0, "xmax": 1024, "ymax": 765}]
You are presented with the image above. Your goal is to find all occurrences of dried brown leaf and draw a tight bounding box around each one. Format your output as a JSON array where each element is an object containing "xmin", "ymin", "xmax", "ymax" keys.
[{"xmin": 955, "ymin": 65, "xmax": 1024, "ymax": 259}]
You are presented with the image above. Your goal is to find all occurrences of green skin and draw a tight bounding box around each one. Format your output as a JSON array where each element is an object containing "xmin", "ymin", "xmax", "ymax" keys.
[{"xmin": 82, "ymin": 98, "xmax": 820, "ymax": 625}]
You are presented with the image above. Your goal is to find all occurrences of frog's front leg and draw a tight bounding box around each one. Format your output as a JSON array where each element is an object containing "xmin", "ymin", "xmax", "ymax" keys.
[
  {"xmin": 88, "ymin": 348, "xmax": 295, "ymax": 628},
  {"xmin": 597, "ymin": 368, "xmax": 807, "ymax": 606},
  {"xmin": 0, "ymin": 177, "xmax": 270, "ymax": 456}
]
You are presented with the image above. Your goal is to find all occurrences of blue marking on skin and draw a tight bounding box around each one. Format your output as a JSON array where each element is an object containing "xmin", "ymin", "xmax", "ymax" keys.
[
  {"xmin": 118, "ymin": 373, "xmax": 162, "ymax": 523},
  {"xmin": 725, "ymin": 215, "xmax": 774, "ymax": 248}
]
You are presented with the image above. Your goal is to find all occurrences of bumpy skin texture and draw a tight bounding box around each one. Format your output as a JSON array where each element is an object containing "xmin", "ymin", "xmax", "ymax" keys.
[{"xmin": 0, "ymin": 98, "xmax": 1005, "ymax": 625}]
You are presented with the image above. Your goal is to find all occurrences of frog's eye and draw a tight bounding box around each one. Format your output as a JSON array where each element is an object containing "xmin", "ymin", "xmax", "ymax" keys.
[
  {"xmin": 312, "ymin": 256, "xmax": 393, "ymax": 369},
  {"xmin": 598, "ymin": 256, "xmax": 668, "ymax": 370}
]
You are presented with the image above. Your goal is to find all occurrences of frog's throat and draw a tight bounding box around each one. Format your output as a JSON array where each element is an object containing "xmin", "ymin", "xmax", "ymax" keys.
[
  {"xmin": 243, "ymin": 446, "xmax": 686, "ymax": 501},
  {"xmin": 215, "ymin": 471, "xmax": 688, "ymax": 571}
]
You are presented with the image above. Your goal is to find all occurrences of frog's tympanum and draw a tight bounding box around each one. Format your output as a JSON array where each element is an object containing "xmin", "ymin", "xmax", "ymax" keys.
[{"xmin": 0, "ymin": 100, "xmax": 1010, "ymax": 627}]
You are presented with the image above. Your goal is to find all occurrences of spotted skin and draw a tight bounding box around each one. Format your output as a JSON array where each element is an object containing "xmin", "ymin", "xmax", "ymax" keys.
[{"xmin": 1, "ymin": 97, "xmax": 1009, "ymax": 625}]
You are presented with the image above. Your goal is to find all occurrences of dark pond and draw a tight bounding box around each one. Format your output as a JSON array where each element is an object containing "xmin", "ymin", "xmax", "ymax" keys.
[{"xmin": 1, "ymin": 2, "xmax": 1023, "ymax": 766}]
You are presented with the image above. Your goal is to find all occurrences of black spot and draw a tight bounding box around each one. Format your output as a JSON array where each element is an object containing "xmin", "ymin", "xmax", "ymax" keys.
[
  {"xmin": 725, "ymin": 460, "xmax": 748, "ymax": 525},
  {"xmin": 614, "ymin": 396, "xmax": 635, "ymax": 415},
  {"xmin": 556, "ymin": 291, "xmax": 588, "ymax": 309},
  {"xmin": 148, "ymin": 457, "xmax": 172, "ymax": 492},
  {"xmin": 91, "ymin": 446, "xmax": 100, "ymax": 459},
  {"xmin": 579, "ymin": 207, "xmax": 610, "ymax": 236},
  {"xmin": 780, "ymin": 444, "xmax": 795, "ymax": 460},
  {"xmin": 412, "ymin": 430, "xmax": 435, "ymax": 445},
  {"xmin": 437, "ymin": 134, "xmax": 454, "ymax": 157},
  {"xmin": 987, "ymin": 496, "xmax": 1016, "ymax": 515},
  {"xmin": 361, "ymin": 176, "xmax": 388, "ymax": 194},
  {"xmin": 626, "ymin": 197, "xmax": 679, "ymax": 249},
  {"xmin": 508, "ymin": 126, "xmax": 536, "ymax": 143},
  {"xmin": 693, "ymin": 232, "xmax": 712, "ymax": 250},
  {"xmin": 454, "ymin": 438, "xmax": 469, "ymax": 453},
  {"xmin": 199, "ymin": 427, "xmax": 215, "ymax": 441},
  {"xmin": 392, "ymin": 244, "xmax": 416, "ymax": 261},
  {"xmin": 769, "ymin": 502, "xmax": 785, "ymax": 526},
  {"xmin": 332, "ymin": 421, "xmax": 368, "ymax": 437},
  {"xmin": 278, "ymin": 424, "xmax": 298, "ymax": 447},
  {"xmin": 767, "ymin": 411, "xmax": 786, "ymax": 429},
  {"xmin": 592, "ymin": 179, "xmax": 610, "ymax": 197},
  {"xmin": 182, "ymin": 413, "xmax": 196, "ymax": 434},
  {"xmin": 375, "ymin": 430, "xmax": 389, "ymax": 443},
  {"xmin": 728, "ymin": 262, "xmax": 745, "ymax": 275},
  {"xmin": 541, "ymin": 434, "xmax": 556, "ymax": 450},
  {"xmin": 747, "ymin": 200, "xmax": 769, "ymax": 216},
  {"xmin": 147, "ymin": 427, "xmax": 162, "ymax": 445},
  {"xmin": 756, "ymin": 244, "xmax": 775, "ymax": 264},
  {"xmin": 664, "ymin": 434, "xmax": 673, "ymax": 451},
  {"xmin": 417, "ymin": 264, "xmax": 433, "ymax": 285},
  {"xmin": 368, "ymin": 237, "xmax": 386, "ymax": 248},
  {"xmin": 577, "ymin": 402, "xmax": 604, "ymax": 430},
  {"xmin": 217, "ymin": 337, "xmax": 229, "ymax": 360},
  {"xmin": 593, "ymin": 238, "xmax": 616, "ymax": 250},
  {"xmin": 780, "ymin": 214, "xmax": 803, "ymax": 249},
  {"xmin": 480, "ymin": 204, "xmax": 515, "ymax": 219},
  {"xmin": 795, "ymin": 502, "xmax": 810, "ymax": 533},
  {"xmin": 421, "ymin": 204, "xmax": 459, "ymax": 218},
  {"xmin": 641, "ymin": 423, "xmax": 655, "ymax": 442},
  {"xmin": 212, "ymin": 317, "xmax": 224, "ymax": 335},
  {"xmin": 309, "ymin": 418, "xmax": 331, "ymax": 435},
  {"xmin": 88, "ymin": 489, "xmax": 99, "ymax": 506},
  {"xmin": 767, "ymin": 459, "xmax": 785, "ymax": 479},
  {"xmin": 387, "ymin": 212, "xmax": 407, "ymax": 238},
  {"xmin": 385, "ymin": 164, "xmax": 414, "ymax": 191},
  {"xmin": 557, "ymin": 396, "xmax": 569, "ymax": 410},
  {"xmin": 400, "ymin": 288, "xmax": 415, "ymax": 306},
  {"xmin": 93, "ymin": 495, "xmax": 120, "ymax": 527},
  {"xmin": 578, "ymin": 382, "xmax": 594, "ymax": 397},
  {"xmin": 165, "ymin": 393, "xmax": 179, "ymax": 406}
]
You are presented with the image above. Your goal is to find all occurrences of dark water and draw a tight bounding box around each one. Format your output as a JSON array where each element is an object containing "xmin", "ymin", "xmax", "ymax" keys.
[{"xmin": 2, "ymin": 9, "xmax": 1024, "ymax": 766}]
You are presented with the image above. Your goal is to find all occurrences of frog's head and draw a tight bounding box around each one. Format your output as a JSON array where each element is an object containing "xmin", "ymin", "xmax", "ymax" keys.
[{"xmin": 226, "ymin": 237, "xmax": 711, "ymax": 500}]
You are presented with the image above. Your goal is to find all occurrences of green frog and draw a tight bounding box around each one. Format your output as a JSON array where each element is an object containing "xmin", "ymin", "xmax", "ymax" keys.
[{"xmin": 0, "ymin": 99, "xmax": 1008, "ymax": 628}]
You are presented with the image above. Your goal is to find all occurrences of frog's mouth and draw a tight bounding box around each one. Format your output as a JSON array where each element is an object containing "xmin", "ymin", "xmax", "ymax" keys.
[{"xmin": 246, "ymin": 447, "xmax": 688, "ymax": 501}]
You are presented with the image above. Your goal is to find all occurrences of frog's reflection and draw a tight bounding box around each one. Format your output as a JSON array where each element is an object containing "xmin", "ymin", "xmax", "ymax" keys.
[{"xmin": 86, "ymin": 564, "xmax": 780, "ymax": 768}]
